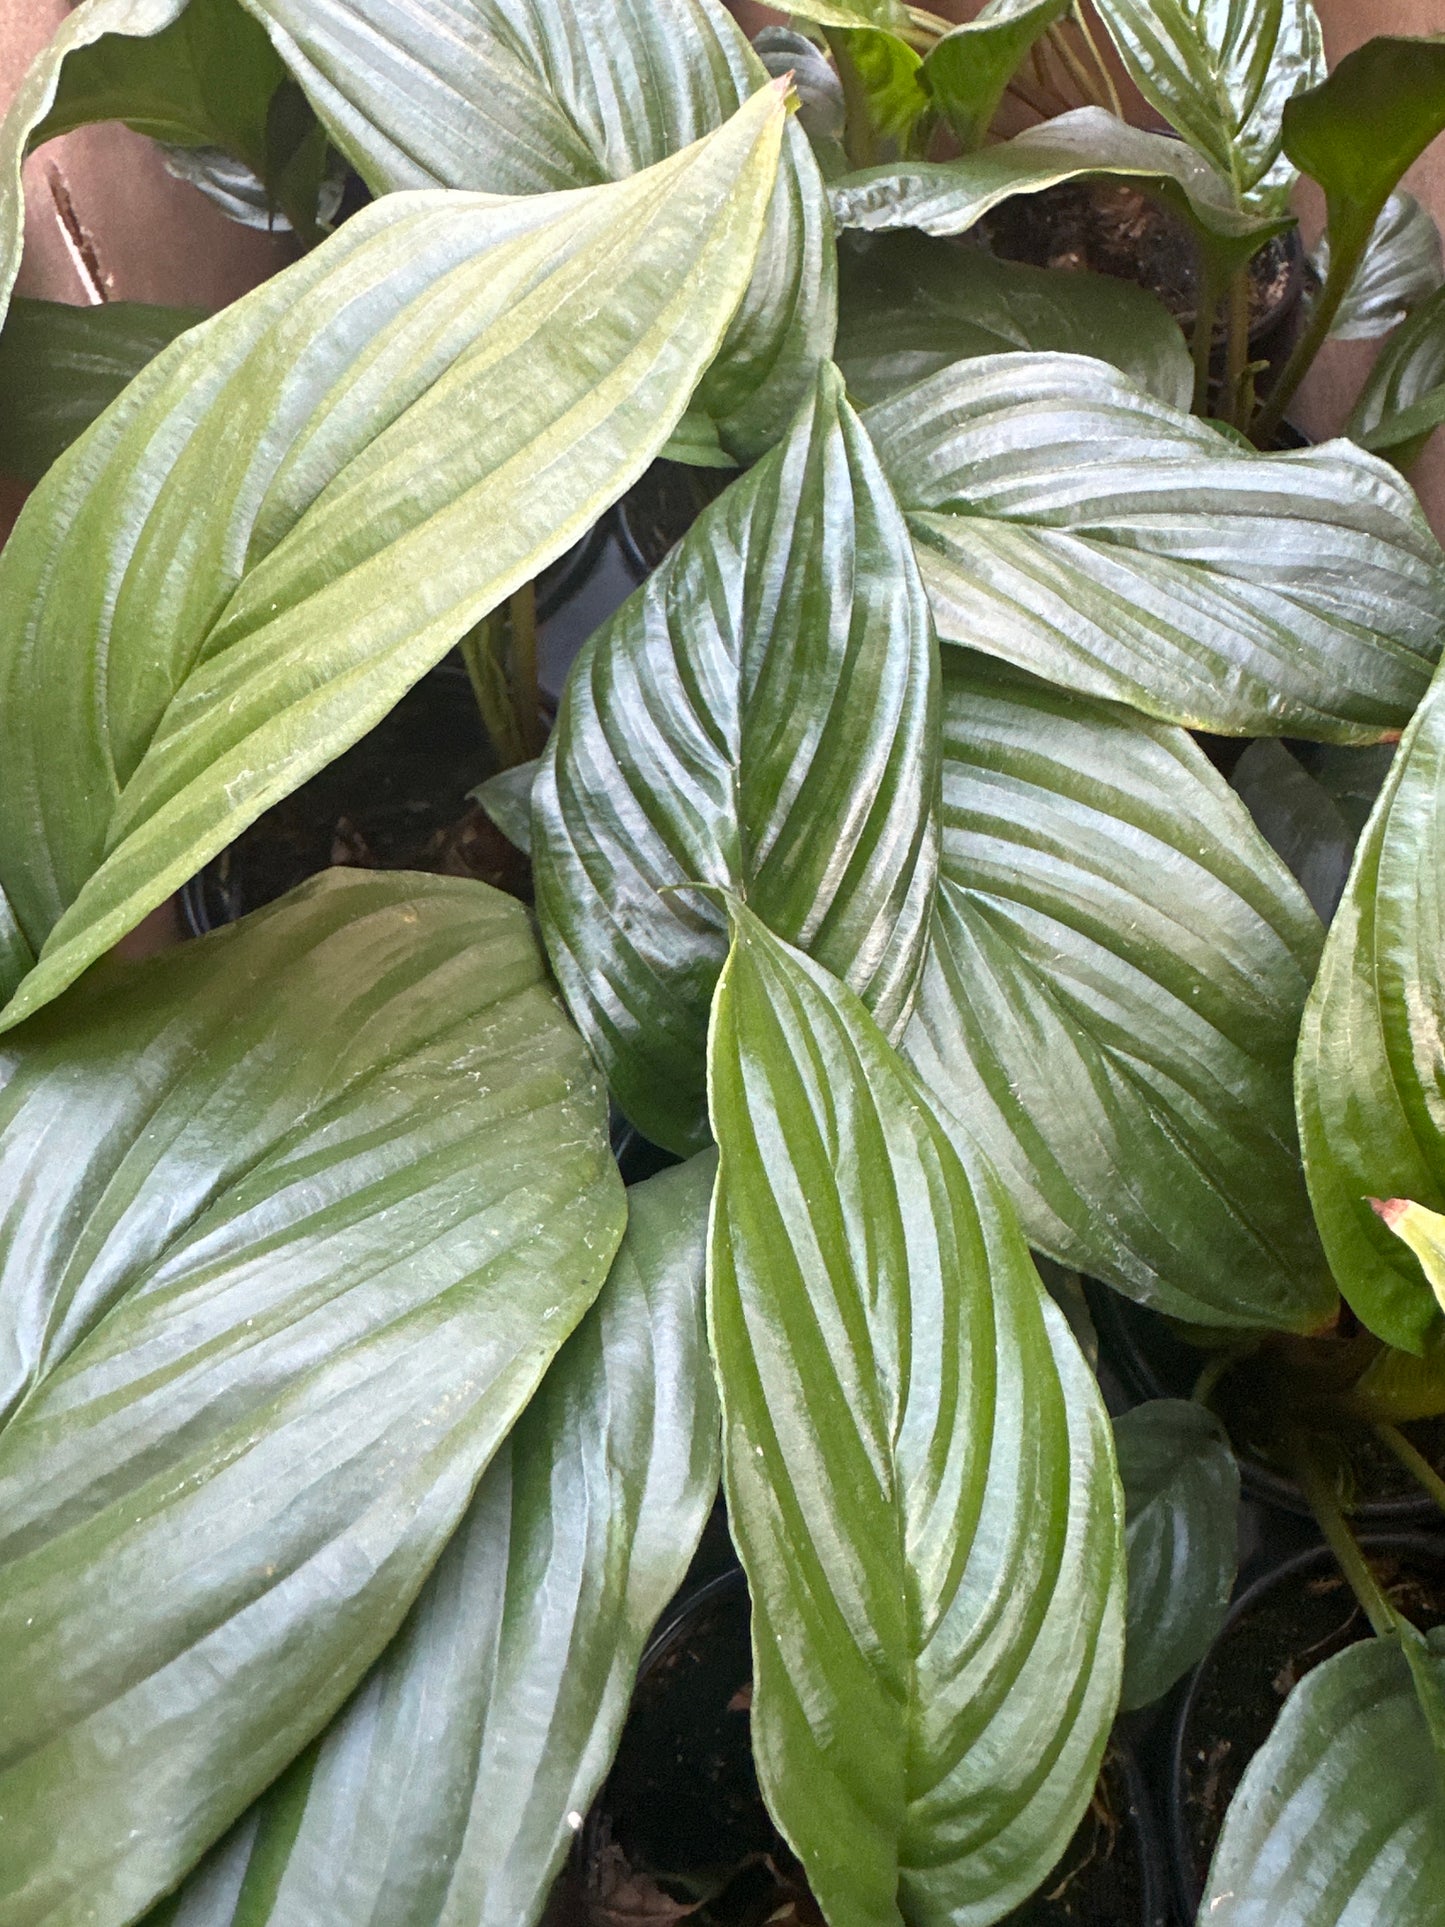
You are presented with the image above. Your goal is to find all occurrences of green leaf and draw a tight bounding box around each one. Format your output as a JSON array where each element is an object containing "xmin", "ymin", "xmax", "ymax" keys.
[
  {"xmin": 1115, "ymin": 1400, "xmax": 1239, "ymax": 1711},
  {"xmin": 829, "ymin": 27, "xmax": 933, "ymax": 162},
  {"xmin": 1199, "ymin": 1627, "xmax": 1445, "ymax": 1924},
  {"xmin": 534, "ymin": 363, "xmax": 938, "ymax": 1157},
  {"xmin": 755, "ymin": 27, "xmax": 848, "ymax": 179},
  {"xmin": 836, "ymin": 231, "xmax": 1193, "ymax": 410},
  {"xmin": 472, "ymin": 759, "xmax": 539, "ymax": 858},
  {"xmin": 1093, "ymin": 0, "xmax": 1324, "ymax": 210},
  {"xmin": 137, "ymin": 1154, "xmax": 718, "ymax": 1927},
  {"xmin": 709, "ymin": 905, "xmax": 1124, "ymax": 1927},
  {"xmin": 1285, "ymin": 35, "xmax": 1445, "ymax": 273},
  {"xmin": 0, "ymin": 296, "xmax": 203, "ymax": 486},
  {"xmin": 1230, "ymin": 738, "xmax": 1357, "ymax": 923},
  {"xmin": 0, "ymin": 89, "xmax": 787, "ymax": 1036},
  {"xmin": 1350, "ymin": 280, "xmax": 1445, "ymax": 461},
  {"xmin": 1373, "ymin": 1198, "xmax": 1445, "ymax": 1316},
  {"xmin": 1317, "ymin": 191, "xmax": 1444, "ymax": 341},
  {"xmin": 29, "ymin": 0, "xmax": 284, "ymax": 161},
  {"xmin": 0, "ymin": 0, "xmax": 190, "ymax": 324},
  {"xmin": 780, "ymin": 0, "xmax": 907, "ymax": 28},
  {"xmin": 1297, "ymin": 655, "xmax": 1445, "ymax": 1354},
  {"xmin": 864, "ymin": 350, "xmax": 1445, "ymax": 740},
  {"xmin": 1350, "ymin": 1327, "xmax": 1445, "ymax": 1425},
  {"xmin": 921, "ymin": 0, "xmax": 1072, "ymax": 154},
  {"xmin": 0, "ymin": 868, "xmax": 624, "ymax": 1927},
  {"xmin": 239, "ymin": 0, "xmax": 836, "ymax": 461},
  {"xmin": 902, "ymin": 654, "xmax": 1334, "ymax": 1331},
  {"xmin": 830, "ymin": 107, "xmax": 1289, "ymax": 276}
]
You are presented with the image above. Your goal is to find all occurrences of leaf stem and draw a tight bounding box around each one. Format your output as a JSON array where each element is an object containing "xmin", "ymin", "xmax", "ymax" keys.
[
  {"xmin": 1069, "ymin": 4, "xmax": 1122, "ymax": 119},
  {"xmin": 509, "ymin": 580, "xmax": 542, "ymax": 761},
  {"xmin": 1254, "ymin": 219, "xmax": 1369, "ymax": 444},
  {"xmin": 1295, "ymin": 1442, "xmax": 1399, "ymax": 1638},
  {"xmin": 1225, "ymin": 266, "xmax": 1253, "ymax": 428},
  {"xmin": 1191, "ymin": 254, "xmax": 1226, "ymax": 417},
  {"xmin": 1376, "ymin": 1421, "xmax": 1445, "ymax": 1518},
  {"xmin": 1046, "ymin": 22, "xmax": 1109, "ymax": 111}
]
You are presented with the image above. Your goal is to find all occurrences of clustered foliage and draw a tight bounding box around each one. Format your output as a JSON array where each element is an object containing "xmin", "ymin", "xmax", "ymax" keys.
[{"xmin": 5, "ymin": 2, "xmax": 1445, "ymax": 1924}]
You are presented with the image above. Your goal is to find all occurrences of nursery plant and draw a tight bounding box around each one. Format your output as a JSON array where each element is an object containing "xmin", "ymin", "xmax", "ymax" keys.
[{"xmin": 8, "ymin": 2, "xmax": 1445, "ymax": 1925}]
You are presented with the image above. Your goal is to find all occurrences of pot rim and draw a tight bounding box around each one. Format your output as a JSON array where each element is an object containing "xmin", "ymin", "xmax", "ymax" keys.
[{"xmin": 1167, "ymin": 1528, "xmax": 1445, "ymax": 1923}]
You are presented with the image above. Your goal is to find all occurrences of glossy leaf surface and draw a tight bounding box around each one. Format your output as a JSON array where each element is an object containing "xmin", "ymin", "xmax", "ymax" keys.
[
  {"xmin": 709, "ymin": 907, "xmax": 1124, "ymax": 1927},
  {"xmin": 1350, "ymin": 280, "xmax": 1445, "ymax": 461},
  {"xmin": 921, "ymin": 0, "xmax": 1071, "ymax": 155},
  {"xmin": 865, "ymin": 351, "xmax": 1445, "ymax": 740},
  {"xmin": 535, "ymin": 364, "xmax": 938, "ymax": 1157},
  {"xmin": 0, "ymin": 869, "xmax": 624, "ymax": 1927},
  {"xmin": 836, "ymin": 231, "xmax": 1192, "ymax": 409},
  {"xmin": 1318, "ymin": 191, "xmax": 1444, "ymax": 341},
  {"xmin": 903, "ymin": 655, "xmax": 1333, "ymax": 1330},
  {"xmin": 0, "ymin": 296, "xmax": 202, "ymax": 485},
  {"xmin": 1115, "ymin": 1400, "xmax": 1238, "ymax": 1711},
  {"xmin": 830, "ymin": 107, "xmax": 1287, "ymax": 273},
  {"xmin": 240, "ymin": 0, "xmax": 835, "ymax": 459},
  {"xmin": 1285, "ymin": 35, "xmax": 1445, "ymax": 270},
  {"xmin": 1297, "ymin": 653, "xmax": 1445, "ymax": 1353},
  {"xmin": 1093, "ymin": 0, "xmax": 1324, "ymax": 209},
  {"xmin": 140, "ymin": 1154, "xmax": 717, "ymax": 1927},
  {"xmin": 0, "ymin": 91, "xmax": 785, "ymax": 1034},
  {"xmin": 1199, "ymin": 1627, "xmax": 1445, "ymax": 1925}
]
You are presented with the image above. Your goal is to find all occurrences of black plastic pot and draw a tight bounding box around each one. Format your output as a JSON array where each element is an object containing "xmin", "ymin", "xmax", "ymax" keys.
[
  {"xmin": 1085, "ymin": 1280, "xmax": 1445, "ymax": 1526},
  {"xmin": 1168, "ymin": 1532, "xmax": 1445, "ymax": 1922},
  {"xmin": 578, "ymin": 1566, "xmax": 1170, "ymax": 1926},
  {"xmin": 615, "ymin": 459, "xmax": 733, "ymax": 583}
]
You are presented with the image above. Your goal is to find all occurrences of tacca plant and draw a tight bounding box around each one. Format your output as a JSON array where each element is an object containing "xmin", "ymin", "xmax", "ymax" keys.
[{"xmin": 5, "ymin": 2, "xmax": 1445, "ymax": 1923}]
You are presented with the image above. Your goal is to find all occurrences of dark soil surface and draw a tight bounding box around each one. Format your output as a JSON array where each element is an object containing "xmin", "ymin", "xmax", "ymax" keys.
[
  {"xmin": 1086, "ymin": 1283, "xmax": 1445, "ymax": 1519},
  {"xmin": 980, "ymin": 180, "xmax": 1302, "ymax": 350},
  {"xmin": 615, "ymin": 461, "xmax": 732, "ymax": 580},
  {"xmin": 1174, "ymin": 1540, "xmax": 1445, "ymax": 1906},
  {"xmin": 581, "ymin": 1575, "xmax": 1157, "ymax": 1926},
  {"xmin": 186, "ymin": 660, "xmax": 529, "ymax": 930}
]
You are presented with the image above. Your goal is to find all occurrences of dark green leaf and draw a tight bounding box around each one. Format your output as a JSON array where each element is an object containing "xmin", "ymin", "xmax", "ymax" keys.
[
  {"xmin": 1285, "ymin": 35, "xmax": 1445, "ymax": 272},
  {"xmin": 1115, "ymin": 1400, "xmax": 1239, "ymax": 1711},
  {"xmin": 1230, "ymin": 738, "xmax": 1356, "ymax": 923},
  {"xmin": 836, "ymin": 231, "xmax": 1193, "ymax": 409},
  {"xmin": 534, "ymin": 364, "xmax": 938, "ymax": 1157},
  {"xmin": 1093, "ymin": 0, "xmax": 1323, "ymax": 210},
  {"xmin": 29, "ymin": 0, "xmax": 284, "ymax": 164},
  {"xmin": 1200, "ymin": 1627, "xmax": 1445, "ymax": 1924},
  {"xmin": 0, "ymin": 869, "xmax": 624, "ymax": 1927},
  {"xmin": 1317, "ymin": 191, "xmax": 1444, "ymax": 341},
  {"xmin": 709, "ymin": 905, "xmax": 1123, "ymax": 1926},
  {"xmin": 864, "ymin": 350, "xmax": 1445, "ymax": 740},
  {"xmin": 0, "ymin": 90, "xmax": 787, "ymax": 1035},
  {"xmin": 902, "ymin": 654, "xmax": 1334, "ymax": 1330},
  {"xmin": 1296, "ymin": 650, "xmax": 1445, "ymax": 1353},
  {"xmin": 0, "ymin": 296, "xmax": 202, "ymax": 485},
  {"xmin": 1350, "ymin": 280, "xmax": 1445, "ymax": 461},
  {"xmin": 0, "ymin": 0, "xmax": 191, "ymax": 324},
  {"xmin": 137, "ymin": 1154, "xmax": 717, "ymax": 1927},
  {"xmin": 240, "ymin": 0, "xmax": 836, "ymax": 460},
  {"xmin": 830, "ymin": 107, "xmax": 1289, "ymax": 276},
  {"xmin": 1298, "ymin": 739, "xmax": 1397, "ymax": 837},
  {"xmin": 921, "ymin": 0, "xmax": 1072, "ymax": 154}
]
